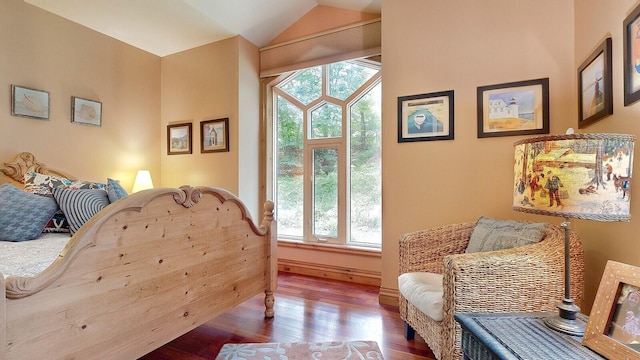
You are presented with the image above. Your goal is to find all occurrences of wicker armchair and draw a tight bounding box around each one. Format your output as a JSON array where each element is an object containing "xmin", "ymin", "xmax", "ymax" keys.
[{"xmin": 398, "ymin": 221, "xmax": 584, "ymax": 360}]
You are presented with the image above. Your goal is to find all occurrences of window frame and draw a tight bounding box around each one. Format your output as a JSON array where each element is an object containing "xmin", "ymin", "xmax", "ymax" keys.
[{"xmin": 266, "ymin": 59, "xmax": 381, "ymax": 247}]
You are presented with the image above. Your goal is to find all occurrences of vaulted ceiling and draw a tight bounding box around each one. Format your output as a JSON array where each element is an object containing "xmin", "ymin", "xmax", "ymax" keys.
[{"xmin": 25, "ymin": 0, "xmax": 381, "ymax": 57}]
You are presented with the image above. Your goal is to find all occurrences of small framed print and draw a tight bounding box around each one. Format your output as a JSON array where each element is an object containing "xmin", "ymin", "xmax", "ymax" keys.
[
  {"xmin": 397, "ymin": 90, "xmax": 454, "ymax": 142},
  {"xmin": 583, "ymin": 261, "xmax": 640, "ymax": 359},
  {"xmin": 71, "ymin": 96, "xmax": 102, "ymax": 126},
  {"xmin": 578, "ymin": 37, "xmax": 613, "ymax": 128},
  {"xmin": 200, "ymin": 118, "xmax": 229, "ymax": 153},
  {"xmin": 624, "ymin": 3, "xmax": 640, "ymax": 106},
  {"xmin": 477, "ymin": 78, "xmax": 549, "ymax": 138},
  {"xmin": 167, "ymin": 122, "xmax": 193, "ymax": 155},
  {"xmin": 11, "ymin": 85, "xmax": 50, "ymax": 120}
]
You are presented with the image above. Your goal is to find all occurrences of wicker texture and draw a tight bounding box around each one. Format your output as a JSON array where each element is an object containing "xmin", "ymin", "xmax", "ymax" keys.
[{"xmin": 398, "ymin": 221, "xmax": 584, "ymax": 360}]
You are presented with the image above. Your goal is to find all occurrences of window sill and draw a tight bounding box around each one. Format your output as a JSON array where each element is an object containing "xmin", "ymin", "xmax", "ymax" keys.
[{"xmin": 277, "ymin": 239, "xmax": 381, "ymax": 257}]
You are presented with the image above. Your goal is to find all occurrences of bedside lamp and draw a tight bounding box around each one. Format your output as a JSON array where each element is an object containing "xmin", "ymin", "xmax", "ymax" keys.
[
  {"xmin": 132, "ymin": 169, "xmax": 154, "ymax": 193},
  {"xmin": 513, "ymin": 132, "xmax": 635, "ymax": 336}
]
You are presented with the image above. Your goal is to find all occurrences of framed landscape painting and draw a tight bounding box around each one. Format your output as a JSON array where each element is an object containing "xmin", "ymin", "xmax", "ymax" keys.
[
  {"xmin": 167, "ymin": 122, "xmax": 192, "ymax": 155},
  {"xmin": 477, "ymin": 78, "xmax": 549, "ymax": 138}
]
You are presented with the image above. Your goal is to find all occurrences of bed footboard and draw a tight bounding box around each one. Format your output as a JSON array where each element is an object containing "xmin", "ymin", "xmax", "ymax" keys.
[{"xmin": 2, "ymin": 185, "xmax": 276, "ymax": 360}]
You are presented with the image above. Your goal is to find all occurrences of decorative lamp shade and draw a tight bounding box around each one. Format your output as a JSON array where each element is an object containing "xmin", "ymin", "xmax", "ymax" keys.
[
  {"xmin": 513, "ymin": 133, "xmax": 635, "ymax": 222},
  {"xmin": 132, "ymin": 170, "xmax": 154, "ymax": 193}
]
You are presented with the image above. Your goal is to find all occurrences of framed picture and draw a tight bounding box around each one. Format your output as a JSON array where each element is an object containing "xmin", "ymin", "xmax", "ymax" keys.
[
  {"xmin": 397, "ymin": 90, "xmax": 454, "ymax": 142},
  {"xmin": 200, "ymin": 118, "xmax": 229, "ymax": 153},
  {"xmin": 71, "ymin": 96, "xmax": 102, "ymax": 126},
  {"xmin": 167, "ymin": 122, "xmax": 192, "ymax": 155},
  {"xmin": 11, "ymin": 85, "xmax": 49, "ymax": 120},
  {"xmin": 583, "ymin": 260, "xmax": 640, "ymax": 359},
  {"xmin": 477, "ymin": 78, "xmax": 549, "ymax": 138},
  {"xmin": 578, "ymin": 37, "xmax": 613, "ymax": 128},
  {"xmin": 624, "ymin": 4, "xmax": 640, "ymax": 106}
]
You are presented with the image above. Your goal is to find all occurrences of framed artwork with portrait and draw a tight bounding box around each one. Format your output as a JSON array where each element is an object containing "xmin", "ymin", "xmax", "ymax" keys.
[{"xmin": 583, "ymin": 261, "xmax": 640, "ymax": 359}]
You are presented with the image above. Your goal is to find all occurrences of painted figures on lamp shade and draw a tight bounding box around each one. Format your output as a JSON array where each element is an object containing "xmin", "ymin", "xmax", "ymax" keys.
[{"xmin": 513, "ymin": 135, "xmax": 634, "ymax": 218}]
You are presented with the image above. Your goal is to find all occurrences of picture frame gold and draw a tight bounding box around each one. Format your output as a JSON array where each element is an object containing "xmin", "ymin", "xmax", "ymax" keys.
[
  {"xmin": 167, "ymin": 122, "xmax": 192, "ymax": 155},
  {"xmin": 583, "ymin": 260, "xmax": 640, "ymax": 359}
]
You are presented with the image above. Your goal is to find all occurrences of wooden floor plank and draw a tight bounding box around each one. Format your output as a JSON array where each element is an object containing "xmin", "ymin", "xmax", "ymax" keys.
[{"xmin": 141, "ymin": 272, "xmax": 435, "ymax": 359}]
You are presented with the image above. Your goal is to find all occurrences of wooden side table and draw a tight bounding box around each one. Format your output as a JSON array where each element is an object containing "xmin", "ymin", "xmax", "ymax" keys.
[{"xmin": 454, "ymin": 312, "xmax": 604, "ymax": 360}]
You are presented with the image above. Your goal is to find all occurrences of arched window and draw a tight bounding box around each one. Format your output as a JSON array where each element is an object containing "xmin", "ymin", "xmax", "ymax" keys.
[{"xmin": 268, "ymin": 59, "xmax": 381, "ymax": 247}]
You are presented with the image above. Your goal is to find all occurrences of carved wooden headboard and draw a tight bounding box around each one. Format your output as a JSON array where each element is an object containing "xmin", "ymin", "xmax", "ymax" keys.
[{"xmin": 0, "ymin": 152, "xmax": 76, "ymax": 187}]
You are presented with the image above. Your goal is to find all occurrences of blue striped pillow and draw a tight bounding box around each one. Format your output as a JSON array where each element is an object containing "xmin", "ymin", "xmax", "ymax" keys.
[{"xmin": 52, "ymin": 188, "xmax": 110, "ymax": 235}]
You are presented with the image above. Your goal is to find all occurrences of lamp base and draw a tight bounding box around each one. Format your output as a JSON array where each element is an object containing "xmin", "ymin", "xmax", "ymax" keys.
[{"xmin": 543, "ymin": 298, "xmax": 585, "ymax": 336}]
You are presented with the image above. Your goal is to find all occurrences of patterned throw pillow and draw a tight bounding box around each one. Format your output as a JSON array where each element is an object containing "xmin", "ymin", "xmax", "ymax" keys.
[
  {"xmin": 106, "ymin": 178, "xmax": 128, "ymax": 203},
  {"xmin": 53, "ymin": 188, "xmax": 110, "ymax": 235},
  {"xmin": 24, "ymin": 172, "xmax": 106, "ymax": 233},
  {"xmin": 23, "ymin": 171, "xmax": 72, "ymax": 196},
  {"xmin": 0, "ymin": 184, "xmax": 59, "ymax": 242},
  {"xmin": 24, "ymin": 171, "xmax": 106, "ymax": 196},
  {"xmin": 42, "ymin": 212, "xmax": 70, "ymax": 233},
  {"xmin": 465, "ymin": 216, "xmax": 547, "ymax": 253}
]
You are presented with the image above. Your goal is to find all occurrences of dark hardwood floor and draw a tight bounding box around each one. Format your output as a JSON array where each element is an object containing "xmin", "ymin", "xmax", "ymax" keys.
[{"xmin": 141, "ymin": 272, "xmax": 435, "ymax": 359}]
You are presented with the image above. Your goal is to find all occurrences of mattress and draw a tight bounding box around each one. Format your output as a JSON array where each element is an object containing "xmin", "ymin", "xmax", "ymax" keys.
[{"xmin": 0, "ymin": 233, "xmax": 71, "ymax": 278}]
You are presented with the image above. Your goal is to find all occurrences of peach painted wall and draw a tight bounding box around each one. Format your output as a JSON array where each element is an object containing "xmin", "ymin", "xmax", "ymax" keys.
[
  {"xmin": 574, "ymin": 0, "xmax": 640, "ymax": 313},
  {"xmin": 160, "ymin": 36, "xmax": 261, "ymax": 218},
  {"xmin": 0, "ymin": 0, "xmax": 161, "ymax": 191},
  {"xmin": 267, "ymin": 5, "xmax": 380, "ymax": 46},
  {"xmin": 381, "ymin": 0, "xmax": 577, "ymax": 303}
]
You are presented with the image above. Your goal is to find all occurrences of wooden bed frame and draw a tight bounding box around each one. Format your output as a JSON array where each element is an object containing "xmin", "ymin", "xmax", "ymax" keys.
[{"xmin": 0, "ymin": 152, "xmax": 277, "ymax": 359}]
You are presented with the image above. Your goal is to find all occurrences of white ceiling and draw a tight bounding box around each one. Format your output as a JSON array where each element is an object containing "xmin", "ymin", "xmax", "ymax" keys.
[{"xmin": 25, "ymin": 0, "xmax": 381, "ymax": 57}]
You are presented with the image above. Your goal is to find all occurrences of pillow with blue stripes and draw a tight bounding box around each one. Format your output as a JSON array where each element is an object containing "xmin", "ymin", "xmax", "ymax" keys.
[{"xmin": 52, "ymin": 188, "xmax": 110, "ymax": 235}]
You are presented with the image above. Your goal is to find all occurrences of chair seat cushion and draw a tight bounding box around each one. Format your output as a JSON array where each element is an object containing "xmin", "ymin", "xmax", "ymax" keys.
[{"xmin": 398, "ymin": 272, "xmax": 443, "ymax": 321}]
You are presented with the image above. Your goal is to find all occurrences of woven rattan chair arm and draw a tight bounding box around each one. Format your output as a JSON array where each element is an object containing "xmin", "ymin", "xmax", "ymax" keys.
[
  {"xmin": 442, "ymin": 243, "xmax": 565, "ymax": 315},
  {"xmin": 398, "ymin": 221, "xmax": 475, "ymax": 274}
]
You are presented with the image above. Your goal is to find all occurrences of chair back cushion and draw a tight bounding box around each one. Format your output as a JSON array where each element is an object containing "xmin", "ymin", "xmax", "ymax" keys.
[{"xmin": 465, "ymin": 216, "xmax": 546, "ymax": 253}]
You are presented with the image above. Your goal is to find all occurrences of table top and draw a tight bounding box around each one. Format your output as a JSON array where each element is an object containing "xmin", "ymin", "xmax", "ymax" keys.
[{"xmin": 455, "ymin": 312, "xmax": 604, "ymax": 360}]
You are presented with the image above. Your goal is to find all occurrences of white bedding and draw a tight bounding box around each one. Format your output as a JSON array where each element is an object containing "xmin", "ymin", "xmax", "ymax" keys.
[{"xmin": 0, "ymin": 233, "xmax": 71, "ymax": 278}]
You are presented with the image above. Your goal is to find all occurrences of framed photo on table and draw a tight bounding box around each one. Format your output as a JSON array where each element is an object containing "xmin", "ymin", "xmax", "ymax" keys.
[
  {"xmin": 477, "ymin": 78, "xmax": 549, "ymax": 138},
  {"xmin": 624, "ymin": 3, "xmax": 640, "ymax": 106},
  {"xmin": 167, "ymin": 122, "xmax": 192, "ymax": 155},
  {"xmin": 583, "ymin": 260, "xmax": 640, "ymax": 360},
  {"xmin": 397, "ymin": 90, "xmax": 454, "ymax": 143},
  {"xmin": 578, "ymin": 37, "xmax": 612, "ymax": 128}
]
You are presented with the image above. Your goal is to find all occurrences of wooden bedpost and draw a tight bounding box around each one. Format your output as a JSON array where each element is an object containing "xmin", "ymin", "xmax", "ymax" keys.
[{"xmin": 262, "ymin": 200, "xmax": 276, "ymax": 318}]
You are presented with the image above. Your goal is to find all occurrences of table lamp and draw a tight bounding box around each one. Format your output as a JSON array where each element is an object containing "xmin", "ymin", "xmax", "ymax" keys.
[
  {"xmin": 132, "ymin": 169, "xmax": 154, "ymax": 193},
  {"xmin": 513, "ymin": 132, "xmax": 635, "ymax": 336}
]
